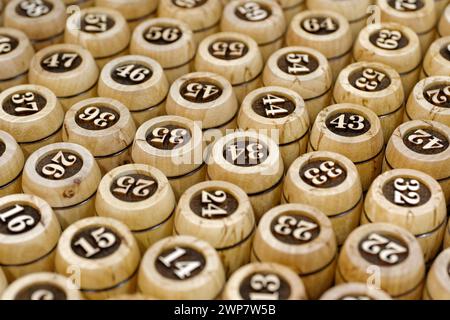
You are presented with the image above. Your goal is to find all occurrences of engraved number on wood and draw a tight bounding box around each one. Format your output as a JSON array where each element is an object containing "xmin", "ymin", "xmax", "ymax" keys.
[
  {"xmin": 329, "ymin": 114, "xmax": 366, "ymax": 131},
  {"xmin": 151, "ymin": 127, "xmax": 188, "ymax": 146},
  {"xmin": 0, "ymin": 37, "xmax": 13, "ymax": 54},
  {"xmin": 173, "ymin": 0, "xmax": 204, "ymax": 8},
  {"xmin": 360, "ymin": 233, "xmax": 407, "ymax": 264},
  {"xmin": 355, "ymin": 68, "xmax": 387, "ymax": 91},
  {"xmin": 73, "ymin": 227, "xmax": 117, "ymax": 258},
  {"xmin": 248, "ymin": 274, "xmax": 281, "ymax": 300},
  {"xmin": 19, "ymin": 0, "xmax": 50, "ymax": 17},
  {"xmin": 31, "ymin": 290, "xmax": 54, "ymax": 300},
  {"xmin": 304, "ymin": 161, "xmax": 344, "ymax": 186},
  {"xmin": 11, "ymin": 92, "xmax": 39, "ymax": 113},
  {"xmin": 41, "ymin": 151, "xmax": 77, "ymax": 179},
  {"xmin": 184, "ymin": 83, "xmax": 220, "ymax": 100},
  {"xmin": 393, "ymin": 0, "xmax": 420, "ymax": 11},
  {"xmin": 113, "ymin": 176, "xmax": 155, "ymax": 198},
  {"xmin": 211, "ymin": 41, "xmax": 246, "ymax": 58},
  {"xmin": 42, "ymin": 53, "xmax": 79, "ymax": 69},
  {"xmin": 115, "ymin": 64, "xmax": 151, "ymax": 83},
  {"xmin": 426, "ymin": 86, "xmax": 450, "ymax": 106},
  {"xmin": 273, "ymin": 215, "xmax": 319, "ymax": 241},
  {"xmin": 0, "ymin": 205, "xmax": 35, "ymax": 233},
  {"xmin": 302, "ymin": 17, "xmax": 337, "ymax": 33},
  {"xmin": 262, "ymin": 94, "xmax": 288, "ymax": 117},
  {"xmin": 375, "ymin": 29, "xmax": 402, "ymax": 50},
  {"xmin": 201, "ymin": 190, "xmax": 227, "ymax": 218},
  {"xmin": 392, "ymin": 178, "xmax": 421, "ymax": 205},
  {"xmin": 78, "ymin": 106, "xmax": 117, "ymax": 128},
  {"xmin": 158, "ymin": 247, "xmax": 202, "ymax": 280},
  {"xmin": 227, "ymin": 143, "xmax": 264, "ymax": 162},
  {"xmin": 407, "ymin": 129, "xmax": 445, "ymax": 150},
  {"xmin": 236, "ymin": 2, "xmax": 269, "ymax": 21},
  {"xmin": 285, "ymin": 53, "xmax": 310, "ymax": 74},
  {"xmin": 83, "ymin": 13, "xmax": 108, "ymax": 32},
  {"xmin": 145, "ymin": 26, "xmax": 181, "ymax": 42}
]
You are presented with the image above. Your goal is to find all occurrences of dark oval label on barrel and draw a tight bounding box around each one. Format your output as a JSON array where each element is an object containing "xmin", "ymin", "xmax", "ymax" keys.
[
  {"xmin": 358, "ymin": 232, "xmax": 409, "ymax": 266},
  {"xmin": 155, "ymin": 246, "xmax": 206, "ymax": 280},
  {"xmin": 403, "ymin": 128, "xmax": 449, "ymax": 155},
  {"xmin": 0, "ymin": 140, "xmax": 6, "ymax": 158},
  {"xmin": 75, "ymin": 105, "xmax": 120, "ymax": 130},
  {"xmin": 270, "ymin": 213, "xmax": 320, "ymax": 245},
  {"xmin": 387, "ymin": 0, "xmax": 424, "ymax": 11},
  {"xmin": 208, "ymin": 40, "xmax": 249, "ymax": 60},
  {"xmin": 146, "ymin": 124, "xmax": 192, "ymax": 150},
  {"xmin": 235, "ymin": 2, "xmax": 272, "ymax": 22},
  {"xmin": 144, "ymin": 25, "xmax": 182, "ymax": 45},
  {"xmin": 111, "ymin": 63, "xmax": 153, "ymax": 85},
  {"xmin": 15, "ymin": 283, "xmax": 67, "ymax": 300},
  {"xmin": 440, "ymin": 43, "xmax": 450, "ymax": 61},
  {"xmin": 180, "ymin": 80, "xmax": 223, "ymax": 103},
  {"xmin": 423, "ymin": 84, "xmax": 450, "ymax": 109},
  {"xmin": 172, "ymin": 0, "xmax": 207, "ymax": 8},
  {"xmin": 3, "ymin": 91, "xmax": 47, "ymax": 117},
  {"xmin": 110, "ymin": 173, "xmax": 158, "ymax": 202},
  {"xmin": 190, "ymin": 189, "xmax": 239, "ymax": 219},
  {"xmin": 300, "ymin": 159, "xmax": 347, "ymax": 188},
  {"xmin": 301, "ymin": 16, "xmax": 339, "ymax": 35},
  {"xmin": 223, "ymin": 138, "xmax": 269, "ymax": 167},
  {"xmin": 36, "ymin": 151, "xmax": 83, "ymax": 180},
  {"xmin": 251, "ymin": 94, "xmax": 296, "ymax": 119},
  {"xmin": 16, "ymin": 0, "xmax": 53, "ymax": 18},
  {"xmin": 41, "ymin": 52, "xmax": 83, "ymax": 73},
  {"xmin": 80, "ymin": 13, "xmax": 115, "ymax": 33},
  {"xmin": 326, "ymin": 112, "xmax": 371, "ymax": 137},
  {"xmin": 0, "ymin": 35, "xmax": 19, "ymax": 55},
  {"xmin": 239, "ymin": 272, "xmax": 291, "ymax": 300},
  {"xmin": 382, "ymin": 177, "xmax": 431, "ymax": 207},
  {"xmin": 369, "ymin": 28, "xmax": 409, "ymax": 50},
  {"xmin": 0, "ymin": 204, "xmax": 41, "ymax": 235},
  {"xmin": 349, "ymin": 68, "xmax": 392, "ymax": 92},
  {"xmin": 71, "ymin": 226, "xmax": 122, "ymax": 259},
  {"xmin": 277, "ymin": 52, "xmax": 319, "ymax": 76}
]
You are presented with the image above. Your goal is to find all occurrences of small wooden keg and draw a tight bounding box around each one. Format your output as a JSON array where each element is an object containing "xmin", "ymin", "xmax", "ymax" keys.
[
  {"xmin": 334, "ymin": 61, "xmax": 405, "ymax": 142},
  {"xmin": 29, "ymin": 44, "xmax": 99, "ymax": 111},
  {"xmin": 286, "ymin": 9, "xmax": 353, "ymax": 81},
  {"xmin": 237, "ymin": 86, "xmax": 310, "ymax": 169},
  {"xmin": 157, "ymin": 0, "xmax": 222, "ymax": 44},
  {"xmin": 207, "ymin": 130, "xmax": 284, "ymax": 221},
  {"xmin": 353, "ymin": 22, "xmax": 422, "ymax": 95},
  {"xmin": 405, "ymin": 76, "xmax": 450, "ymax": 127},
  {"xmin": 55, "ymin": 217, "xmax": 141, "ymax": 300},
  {"xmin": 63, "ymin": 97, "xmax": 136, "ymax": 174},
  {"xmin": 384, "ymin": 120, "xmax": 450, "ymax": 205},
  {"xmin": 306, "ymin": 0, "xmax": 371, "ymax": 40},
  {"xmin": 336, "ymin": 223, "xmax": 426, "ymax": 300},
  {"xmin": 377, "ymin": 0, "xmax": 437, "ymax": 53},
  {"xmin": 0, "ymin": 84, "xmax": 64, "ymax": 157},
  {"xmin": 130, "ymin": 18, "xmax": 195, "ymax": 84},
  {"xmin": 95, "ymin": 0, "xmax": 158, "ymax": 30},
  {"xmin": 424, "ymin": 248, "xmax": 450, "ymax": 299},
  {"xmin": 0, "ymin": 27, "xmax": 35, "ymax": 92},
  {"xmin": 132, "ymin": 115, "xmax": 206, "ymax": 199},
  {"xmin": 275, "ymin": 0, "xmax": 306, "ymax": 24},
  {"xmin": 438, "ymin": 4, "xmax": 450, "ymax": 37},
  {"xmin": 283, "ymin": 151, "xmax": 363, "ymax": 245},
  {"xmin": 4, "ymin": 0, "xmax": 66, "ymax": 50},
  {"xmin": 362, "ymin": 169, "xmax": 447, "ymax": 262},
  {"xmin": 0, "ymin": 131, "xmax": 24, "ymax": 197},
  {"xmin": 309, "ymin": 103, "xmax": 384, "ymax": 191},
  {"xmin": 138, "ymin": 235, "xmax": 226, "ymax": 299},
  {"xmin": 22, "ymin": 142, "xmax": 102, "ymax": 229},
  {"xmin": 195, "ymin": 31, "xmax": 264, "ymax": 103},
  {"xmin": 252, "ymin": 204, "xmax": 337, "ymax": 299},
  {"xmin": 263, "ymin": 46, "xmax": 333, "ymax": 123},
  {"xmin": 222, "ymin": 262, "xmax": 308, "ymax": 300},
  {"xmin": 95, "ymin": 164, "xmax": 176, "ymax": 252},
  {"xmin": 65, "ymin": 7, "xmax": 130, "ymax": 68},
  {"xmin": 98, "ymin": 55, "xmax": 169, "ymax": 126},
  {"xmin": 174, "ymin": 180, "xmax": 255, "ymax": 276},
  {"xmin": 421, "ymin": 37, "xmax": 450, "ymax": 78},
  {"xmin": 320, "ymin": 283, "xmax": 392, "ymax": 300},
  {"xmin": 0, "ymin": 194, "xmax": 61, "ymax": 282},
  {"xmin": 221, "ymin": 0, "xmax": 286, "ymax": 61},
  {"xmin": 166, "ymin": 71, "xmax": 239, "ymax": 136},
  {"xmin": 1, "ymin": 272, "xmax": 83, "ymax": 300}
]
